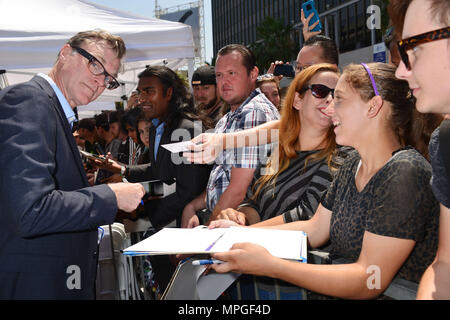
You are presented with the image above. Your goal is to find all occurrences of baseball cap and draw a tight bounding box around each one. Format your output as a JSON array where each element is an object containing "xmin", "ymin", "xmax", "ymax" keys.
[{"xmin": 192, "ymin": 65, "xmax": 216, "ymax": 86}]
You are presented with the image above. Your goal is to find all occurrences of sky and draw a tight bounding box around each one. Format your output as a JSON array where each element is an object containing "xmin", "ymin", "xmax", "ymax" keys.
[{"xmin": 87, "ymin": 0, "xmax": 214, "ymax": 62}]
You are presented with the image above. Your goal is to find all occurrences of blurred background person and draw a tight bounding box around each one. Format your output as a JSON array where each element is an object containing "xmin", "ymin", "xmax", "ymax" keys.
[
  {"xmin": 191, "ymin": 65, "xmax": 229, "ymax": 126},
  {"xmin": 256, "ymin": 74, "xmax": 282, "ymax": 111}
]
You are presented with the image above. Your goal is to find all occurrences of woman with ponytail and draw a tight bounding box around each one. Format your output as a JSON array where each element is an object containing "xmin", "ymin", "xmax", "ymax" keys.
[{"xmin": 210, "ymin": 63, "xmax": 440, "ymax": 299}]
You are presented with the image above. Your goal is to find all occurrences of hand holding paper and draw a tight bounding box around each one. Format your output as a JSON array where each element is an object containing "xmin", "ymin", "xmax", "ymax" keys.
[
  {"xmin": 210, "ymin": 242, "xmax": 278, "ymax": 276},
  {"xmin": 162, "ymin": 141, "xmax": 195, "ymax": 153}
]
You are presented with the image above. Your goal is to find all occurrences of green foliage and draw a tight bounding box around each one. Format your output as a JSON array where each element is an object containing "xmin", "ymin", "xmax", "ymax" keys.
[
  {"xmin": 249, "ymin": 17, "xmax": 297, "ymax": 73},
  {"xmin": 373, "ymin": 0, "xmax": 391, "ymax": 34},
  {"xmin": 115, "ymin": 101, "xmax": 124, "ymax": 111},
  {"xmin": 176, "ymin": 70, "xmax": 190, "ymax": 89}
]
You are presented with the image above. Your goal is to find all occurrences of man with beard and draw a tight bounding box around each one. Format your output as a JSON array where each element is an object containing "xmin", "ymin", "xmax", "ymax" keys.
[{"xmin": 192, "ymin": 65, "xmax": 229, "ymax": 126}]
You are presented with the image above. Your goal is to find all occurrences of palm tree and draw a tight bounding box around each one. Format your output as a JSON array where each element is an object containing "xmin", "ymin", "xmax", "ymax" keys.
[{"xmin": 249, "ymin": 17, "xmax": 297, "ymax": 74}]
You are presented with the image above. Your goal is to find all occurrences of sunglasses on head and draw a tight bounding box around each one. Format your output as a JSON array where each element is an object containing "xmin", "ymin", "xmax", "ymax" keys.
[
  {"xmin": 397, "ymin": 26, "xmax": 450, "ymax": 70},
  {"xmin": 257, "ymin": 73, "xmax": 275, "ymax": 81},
  {"xmin": 300, "ymin": 84, "xmax": 335, "ymax": 99}
]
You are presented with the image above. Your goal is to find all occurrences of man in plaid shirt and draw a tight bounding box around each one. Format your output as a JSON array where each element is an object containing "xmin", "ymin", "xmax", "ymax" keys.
[{"xmin": 181, "ymin": 44, "xmax": 280, "ymax": 228}]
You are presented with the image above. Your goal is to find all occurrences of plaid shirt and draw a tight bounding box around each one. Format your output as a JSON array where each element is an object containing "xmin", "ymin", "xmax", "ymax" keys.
[{"xmin": 205, "ymin": 89, "xmax": 280, "ymax": 212}]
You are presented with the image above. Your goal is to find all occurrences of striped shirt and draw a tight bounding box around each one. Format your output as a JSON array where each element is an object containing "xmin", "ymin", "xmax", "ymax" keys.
[
  {"xmin": 205, "ymin": 89, "xmax": 280, "ymax": 212},
  {"xmin": 240, "ymin": 150, "xmax": 333, "ymax": 222}
]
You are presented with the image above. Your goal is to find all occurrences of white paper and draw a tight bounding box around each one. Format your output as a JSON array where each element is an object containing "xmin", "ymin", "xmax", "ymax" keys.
[
  {"xmin": 161, "ymin": 141, "xmax": 195, "ymax": 153},
  {"xmin": 123, "ymin": 226, "xmax": 307, "ymax": 262},
  {"xmin": 123, "ymin": 227, "xmax": 227, "ymax": 255},
  {"xmin": 213, "ymin": 227, "xmax": 306, "ymax": 261}
]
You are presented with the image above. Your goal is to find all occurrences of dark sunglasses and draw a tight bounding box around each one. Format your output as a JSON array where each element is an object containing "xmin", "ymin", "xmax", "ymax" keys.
[
  {"xmin": 71, "ymin": 46, "xmax": 120, "ymax": 90},
  {"xmin": 397, "ymin": 26, "xmax": 450, "ymax": 70},
  {"xmin": 300, "ymin": 84, "xmax": 335, "ymax": 99}
]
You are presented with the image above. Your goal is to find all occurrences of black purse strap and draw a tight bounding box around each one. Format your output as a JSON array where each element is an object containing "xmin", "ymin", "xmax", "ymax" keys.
[{"xmin": 439, "ymin": 119, "xmax": 450, "ymax": 180}]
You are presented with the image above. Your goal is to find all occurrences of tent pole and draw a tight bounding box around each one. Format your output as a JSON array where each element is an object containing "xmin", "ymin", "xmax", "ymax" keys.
[{"xmin": 187, "ymin": 58, "xmax": 195, "ymax": 86}]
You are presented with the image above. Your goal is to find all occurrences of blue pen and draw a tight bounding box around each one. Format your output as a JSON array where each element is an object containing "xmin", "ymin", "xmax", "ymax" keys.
[
  {"xmin": 192, "ymin": 259, "xmax": 224, "ymax": 266},
  {"xmin": 140, "ymin": 200, "xmax": 144, "ymax": 206}
]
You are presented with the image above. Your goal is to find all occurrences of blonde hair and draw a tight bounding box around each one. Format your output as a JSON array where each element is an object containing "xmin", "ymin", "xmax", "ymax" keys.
[
  {"xmin": 67, "ymin": 29, "xmax": 126, "ymax": 59},
  {"xmin": 252, "ymin": 63, "xmax": 339, "ymax": 199}
]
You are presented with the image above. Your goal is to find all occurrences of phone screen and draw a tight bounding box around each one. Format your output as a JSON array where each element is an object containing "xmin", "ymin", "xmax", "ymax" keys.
[
  {"xmin": 140, "ymin": 180, "xmax": 164, "ymax": 197},
  {"xmin": 274, "ymin": 64, "xmax": 295, "ymax": 78}
]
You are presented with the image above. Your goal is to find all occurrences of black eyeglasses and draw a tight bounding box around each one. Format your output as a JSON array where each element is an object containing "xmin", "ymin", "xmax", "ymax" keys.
[
  {"xmin": 397, "ymin": 26, "xmax": 450, "ymax": 70},
  {"xmin": 300, "ymin": 84, "xmax": 335, "ymax": 99},
  {"xmin": 71, "ymin": 46, "xmax": 120, "ymax": 90}
]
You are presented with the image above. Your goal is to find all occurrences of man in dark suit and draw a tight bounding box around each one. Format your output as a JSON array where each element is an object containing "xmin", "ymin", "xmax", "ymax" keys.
[{"xmin": 0, "ymin": 30, "xmax": 145, "ymax": 299}]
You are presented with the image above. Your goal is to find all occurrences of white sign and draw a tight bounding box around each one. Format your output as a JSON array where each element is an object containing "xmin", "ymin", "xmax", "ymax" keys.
[{"xmin": 373, "ymin": 42, "xmax": 386, "ymax": 63}]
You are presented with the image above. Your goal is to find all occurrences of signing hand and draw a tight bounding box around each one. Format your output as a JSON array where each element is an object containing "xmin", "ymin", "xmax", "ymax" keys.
[
  {"xmin": 108, "ymin": 182, "xmax": 145, "ymax": 212},
  {"xmin": 211, "ymin": 243, "xmax": 277, "ymax": 277}
]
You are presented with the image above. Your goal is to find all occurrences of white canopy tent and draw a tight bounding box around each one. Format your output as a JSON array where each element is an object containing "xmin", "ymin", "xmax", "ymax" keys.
[{"xmin": 0, "ymin": 0, "xmax": 196, "ymax": 116}]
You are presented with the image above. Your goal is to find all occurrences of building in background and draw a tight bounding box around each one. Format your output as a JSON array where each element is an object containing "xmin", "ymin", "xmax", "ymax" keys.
[
  {"xmin": 156, "ymin": 0, "xmax": 206, "ymax": 67},
  {"xmin": 211, "ymin": 0, "xmax": 385, "ymax": 68}
]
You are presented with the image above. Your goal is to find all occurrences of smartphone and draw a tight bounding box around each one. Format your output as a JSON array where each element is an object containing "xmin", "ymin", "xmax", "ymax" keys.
[
  {"xmin": 302, "ymin": 0, "xmax": 322, "ymax": 33},
  {"xmin": 139, "ymin": 180, "xmax": 164, "ymax": 197},
  {"xmin": 273, "ymin": 64, "xmax": 296, "ymax": 78}
]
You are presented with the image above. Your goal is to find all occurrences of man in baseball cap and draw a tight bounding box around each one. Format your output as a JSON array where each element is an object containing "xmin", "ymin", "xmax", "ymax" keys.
[{"xmin": 191, "ymin": 65, "xmax": 228, "ymax": 125}]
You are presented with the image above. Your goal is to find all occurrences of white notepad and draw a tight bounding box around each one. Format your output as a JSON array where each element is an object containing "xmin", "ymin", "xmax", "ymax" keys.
[{"xmin": 123, "ymin": 226, "xmax": 307, "ymax": 262}]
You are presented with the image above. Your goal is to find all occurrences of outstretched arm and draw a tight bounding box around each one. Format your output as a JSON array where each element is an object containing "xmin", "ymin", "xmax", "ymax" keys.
[
  {"xmin": 183, "ymin": 120, "xmax": 280, "ymax": 164},
  {"xmin": 417, "ymin": 204, "xmax": 450, "ymax": 299},
  {"xmin": 212, "ymin": 230, "xmax": 415, "ymax": 300}
]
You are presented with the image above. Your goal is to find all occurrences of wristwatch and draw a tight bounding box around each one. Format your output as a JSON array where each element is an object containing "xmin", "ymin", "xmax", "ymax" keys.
[{"xmin": 120, "ymin": 165, "xmax": 126, "ymax": 177}]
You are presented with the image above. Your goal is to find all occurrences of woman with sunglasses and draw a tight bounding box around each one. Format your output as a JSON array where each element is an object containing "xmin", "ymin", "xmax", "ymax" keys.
[{"xmin": 209, "ymin": 62, "xmax": 440, "ymax": 300}]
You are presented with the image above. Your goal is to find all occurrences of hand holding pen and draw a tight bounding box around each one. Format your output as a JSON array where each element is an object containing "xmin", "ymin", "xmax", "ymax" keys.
[{"xmin": 191, "ymin": 259, "xmax": 224, "ymax": 266}]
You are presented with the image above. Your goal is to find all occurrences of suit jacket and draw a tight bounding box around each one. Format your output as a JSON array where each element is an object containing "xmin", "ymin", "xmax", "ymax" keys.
[
  {"xmin": 127, "ymin": 118, "xmax": 211, "ymax": 228},
  {"xmin": 0, "ymin": 76, "xmax": 118, "ymax": 299}
]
